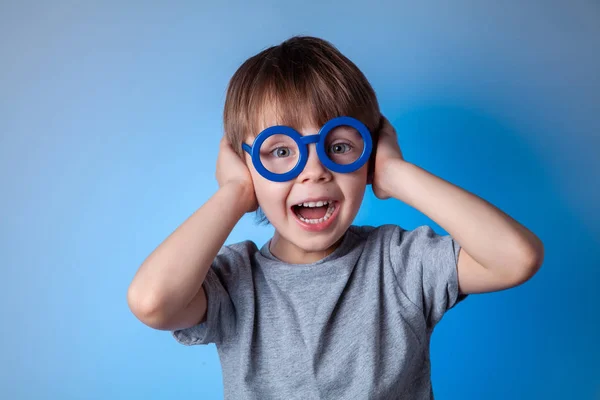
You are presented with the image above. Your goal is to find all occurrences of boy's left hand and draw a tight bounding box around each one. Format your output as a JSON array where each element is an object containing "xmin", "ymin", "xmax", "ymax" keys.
[{"xmin": 370, "ymin": 115, "xmax": 406, "ymax": 199}]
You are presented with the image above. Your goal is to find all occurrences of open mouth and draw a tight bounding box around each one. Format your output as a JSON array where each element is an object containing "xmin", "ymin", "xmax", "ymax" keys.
[{"xmin": 291, "ymin": 200, "xmax": 337, "ymax": 225}]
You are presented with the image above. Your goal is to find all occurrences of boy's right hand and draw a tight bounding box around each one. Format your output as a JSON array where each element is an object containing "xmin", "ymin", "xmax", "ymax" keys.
[{"xmin": 215, "ymin": 136, "xmax": 258, "ymax": 213}]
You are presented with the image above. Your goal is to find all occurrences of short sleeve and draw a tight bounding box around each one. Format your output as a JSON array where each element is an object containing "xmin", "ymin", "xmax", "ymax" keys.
[
  {"xmin": 388, "ymin": 225, "xmax": 466, "ymax": 329},
  {"xmin": 171, "ymin": 241, "xmax": 256, "ymax": 346}
]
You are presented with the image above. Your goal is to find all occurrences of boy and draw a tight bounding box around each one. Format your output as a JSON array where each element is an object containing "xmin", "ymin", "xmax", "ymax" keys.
[{"xmin": 127, "ymin": 36, "xmax": 544, "ymax": 399}]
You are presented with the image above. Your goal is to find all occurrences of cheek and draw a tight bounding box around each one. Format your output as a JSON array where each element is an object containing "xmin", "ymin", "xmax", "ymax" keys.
[
  {"xmin": 337, "ymin": 172, "xmax": 368, "ymax": 204},
  {"xmin": 245, "ymin": 159, "xmax": 268, "ymax": 199},
  {"xmin": 244, "ymin": 155, "xmax": 287, "ymax": 215},
  {"xmin": 248, "ymin": 170, "xmax": 291, "ymax": 213}
]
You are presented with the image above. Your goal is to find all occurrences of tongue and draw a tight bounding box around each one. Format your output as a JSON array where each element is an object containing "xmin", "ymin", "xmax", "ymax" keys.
[{"xmin": 297, "ymin": 205, "xmax": 328, "ymax": 220}]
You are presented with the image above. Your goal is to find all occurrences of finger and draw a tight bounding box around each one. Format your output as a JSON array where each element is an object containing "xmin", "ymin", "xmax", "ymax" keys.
[{"xmin": 379, "ymin": 114, "xmax": 391, "ymax": 128}]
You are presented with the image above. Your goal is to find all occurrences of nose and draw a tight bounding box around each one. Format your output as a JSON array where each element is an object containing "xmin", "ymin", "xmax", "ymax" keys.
[{"xmin": 296, "ymin": 144, "xmax": 332, "ymax": 183}]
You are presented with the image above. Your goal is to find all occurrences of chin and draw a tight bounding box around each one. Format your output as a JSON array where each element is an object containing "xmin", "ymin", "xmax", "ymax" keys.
[
  {"xmin": 269, "ymin": 206, "xmax": 355, "ymax": 259},
  {"xmin": 296, "ymin": 226, "xmax": 346, "ymax": 251},
  {"xmin": 297, "ymin": 239, "xmax": 336, "ymax": 253}
]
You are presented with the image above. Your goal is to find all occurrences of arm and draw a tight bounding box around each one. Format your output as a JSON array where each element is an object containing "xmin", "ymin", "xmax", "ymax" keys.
[
  {"xmin": 127, "ymin": 137, "xmax": 257, "ymax": 330},
  {"xmin": 127, "ymin": 182, "xmax": 254, "ymax": 330},
  {"xmin": 386, "ymin": 161, "xmax": 543, "ymax": 294},
  {"xmin": 372, "ymin": 117, "xmax": 544, "ymax": 295}
]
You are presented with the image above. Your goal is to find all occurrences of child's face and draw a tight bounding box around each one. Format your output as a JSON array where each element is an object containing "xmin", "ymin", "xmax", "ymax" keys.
[{"xmin": 243, "ymin": 120, "xmax": 368, "ymax": 264}]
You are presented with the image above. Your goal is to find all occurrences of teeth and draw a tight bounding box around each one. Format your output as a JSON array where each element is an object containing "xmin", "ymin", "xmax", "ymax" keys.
[
  {"xmin": 295, "ymin": 202, "xmax": 336, "ymax": 224},
  {"xmin": 297, "ymin": 200, "xmax": 330, "ymax": 208}
]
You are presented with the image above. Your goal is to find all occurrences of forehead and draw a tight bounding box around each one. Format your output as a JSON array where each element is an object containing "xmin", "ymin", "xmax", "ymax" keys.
[
  {"xmin": 252, "ymin": 100, "xmax": 320, "ymax": 137},
  {"xmin": 247, "ymin": 105, "xmax": 365, "ymax": 145}
]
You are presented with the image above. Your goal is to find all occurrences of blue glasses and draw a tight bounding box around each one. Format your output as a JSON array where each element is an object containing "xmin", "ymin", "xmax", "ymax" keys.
[{"xmin": 242, "ymin": 116, "xmax": 372, "ymax": 182}]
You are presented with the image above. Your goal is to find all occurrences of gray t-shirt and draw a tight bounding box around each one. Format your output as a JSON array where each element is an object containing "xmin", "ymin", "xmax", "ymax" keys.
[{"xmin": 172, "ymin": 224, "xmax": 465, "ymax": 399}]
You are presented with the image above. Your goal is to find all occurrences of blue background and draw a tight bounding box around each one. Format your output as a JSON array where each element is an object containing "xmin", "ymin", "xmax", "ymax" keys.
[{"xmin": 1, "ymin": 1, "xmax": 598, "ymax": 399}]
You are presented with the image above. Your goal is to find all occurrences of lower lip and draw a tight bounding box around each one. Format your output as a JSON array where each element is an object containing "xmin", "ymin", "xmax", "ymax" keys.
[{"xmin": 292, "ymin": 202, "xmax": 340, "ymax": 232}]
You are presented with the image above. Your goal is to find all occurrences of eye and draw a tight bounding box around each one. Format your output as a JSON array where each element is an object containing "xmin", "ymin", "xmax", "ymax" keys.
[
  {"xmin": 329, "ymin": 143, "xmax": 352, "ymax": 154},
  {"xmin": 271, "ymin": 147, "xmax": 293, "ymax": 158}
]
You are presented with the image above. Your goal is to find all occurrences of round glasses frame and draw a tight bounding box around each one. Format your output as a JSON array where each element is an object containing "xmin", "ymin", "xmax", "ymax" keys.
[{"xmin": 241, "ymin": 116, "xmax": 372, "ymax": 182}]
